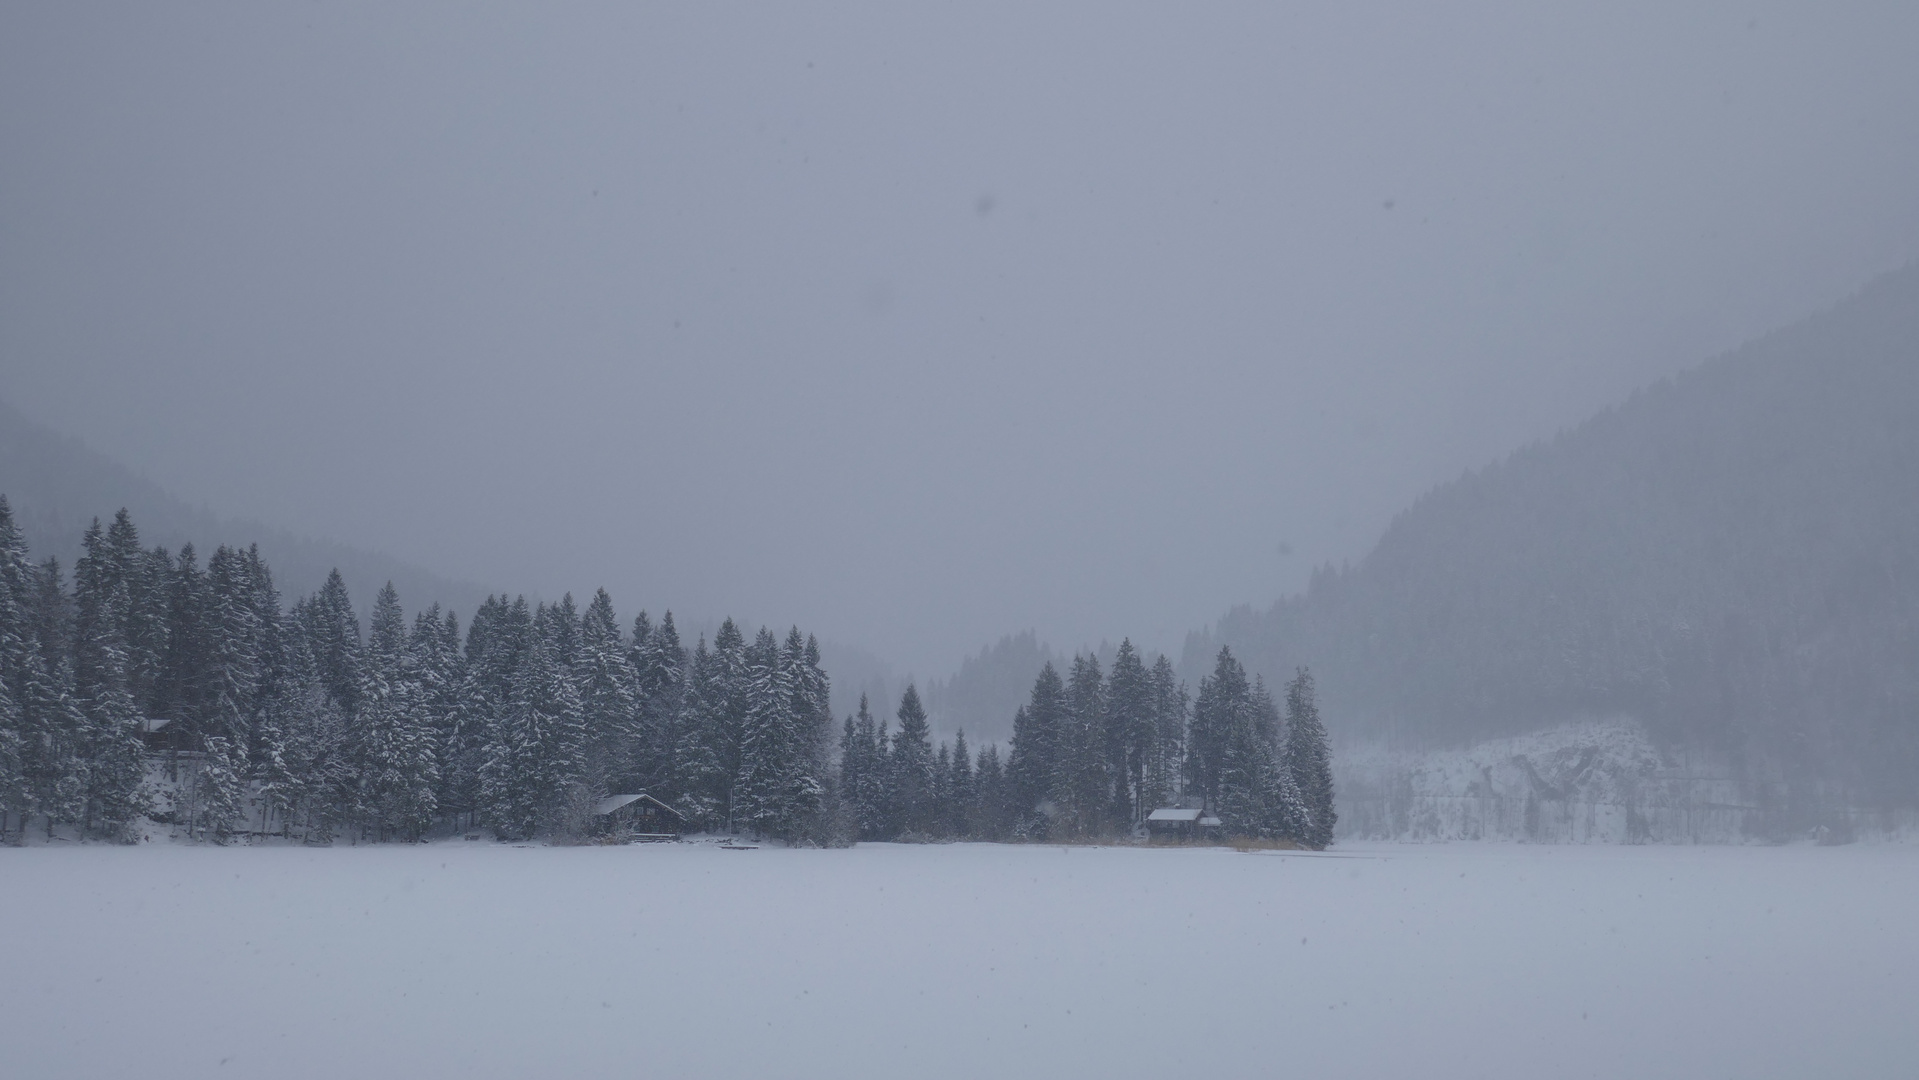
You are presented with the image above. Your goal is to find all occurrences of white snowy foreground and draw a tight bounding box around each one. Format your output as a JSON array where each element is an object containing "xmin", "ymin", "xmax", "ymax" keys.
[{"xmin": 5, "ymin": 841, "xmax": 1915, "ymax": 1080}]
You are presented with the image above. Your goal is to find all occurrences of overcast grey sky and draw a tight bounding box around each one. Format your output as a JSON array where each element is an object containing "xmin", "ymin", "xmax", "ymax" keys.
[{"xmin": 3, "ymin": 2, "xmax": 1917, "ymax": 676}]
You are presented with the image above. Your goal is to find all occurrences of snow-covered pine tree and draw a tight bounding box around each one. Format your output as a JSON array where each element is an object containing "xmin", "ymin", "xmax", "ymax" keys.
[
  {"xmin": 407, "ymin": 606, "xmax": 463, "ymax": 830},
  {"xmin": 793, "ymin": 633, "xmax": 833, "ymax": 831},
  {"xmin": 670, "ymin": 635, "xmax": 723, "ymax": 829},
  {"xmin": 1007, "ymin": 662, "xmax": 1066, "ymax": 838},
  {"xmin": 932, "ymin": 741, "xmax": 952, "ymax": 837},
  {"xmin": 203, "ymin": 546, "xmax": 265, "ymax": 752},
  {"xmin": 256, "ymin": 630, "xmax": 351, "ymax": 841},
  {"xmin": 676, "ymin": 620, "xmax": 747, "ymax": 832},
  {"xmin": 1059, "ymin": 653, "xmax": 1107, "ymax": 838},
  {"xmin": 948, "ymin": 728, "xmax": 973, "ymax": 838},
  {"xmin": 1146, "ymin": 656, "xmax": 1187, "ymax": 811},
  {"xmin": 973, "ymin": 743, "xmax": 1008, "ymax": 840},
  {"xmin": 1105, "ymin": 640, "xmax": 1154, "ymax": 829},
  {"xmin": 482, "ymin": 607, "xmax": 588, "ymax": 839},
  {"xmin": 1283, "ymin": 668, "xmax": 1336, "ymax": 848},
  {"xmin": 1187, "ymin": 647, "xmax": 1245, "ymax": 816},
  {"xmin": 440, "ymin": 596, "xmax": 511, "ymax": 829},
  {"xmin": 303, "ymin": 569, "xmax": 362, "ymax": 716},
  {"xmin": 0, "ymin": 497, "xmax": 30, "ymax": 837},
  {"xmin": 354, "ymin": 583, "xmax": 438, "ymax": 841},
  {"xmin": 191, "ymin": 734, "xmax": 245, "ymax": 841},
  {"xmin": 734, "ymin": 626, "xmax": 798, "ymax": 838},
  {"xmin": 151, "ymin": 545, "xmax": 210, "ymax": 744},
  {"xmin": 890, "ymin": 684, "xmax": 935, "ymax": 836},
  {"xmin": 72, "ymin": 518, "xmax": 148, "ymax": 836},
  {"xmin": 631, "ymin": 610, "xmax": 686, "ymax": 797},
  {"xmin": 547, "ymin": 593, "xmax": 583, "ymax": 673},
  {"xmin": 576, "ymin": 588, "xmax": 639, "ymax": 796},
  {"xmin": 1210, "ymin": 668, "xmax": 1264, "ymax": 838},
  {"xmin": 844, "ymin": 693, "xmax": 889, "ymax": 839},
  {"xmin": 1250, "ymin": 677, "xmax": 1306, "ymax": 842},
  {"xmin": 17, "ymin": 640, "xmax": 89, "ymax": 836},
  {"xmin": 97, "ymin": 511, "xmax": 169, "ymax": 713},
  {"xmin": 14, "ymin": 559, "xmax": 88, "ymax": 836}
]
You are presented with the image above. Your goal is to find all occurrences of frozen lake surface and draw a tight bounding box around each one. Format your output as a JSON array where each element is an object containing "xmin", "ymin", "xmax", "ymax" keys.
[{"xmin": 5, "ymin": 840, "xmax": 1915, "ymax": 1079}]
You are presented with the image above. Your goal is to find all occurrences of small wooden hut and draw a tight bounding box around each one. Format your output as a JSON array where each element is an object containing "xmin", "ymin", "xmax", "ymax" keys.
[
  {"xmin": 1146, "ymin": 806, "xmax": 1224, "ymax": 843},
  {"xmin": 593, "ymin": 793, "xmax": 686, "ymax": 840}
]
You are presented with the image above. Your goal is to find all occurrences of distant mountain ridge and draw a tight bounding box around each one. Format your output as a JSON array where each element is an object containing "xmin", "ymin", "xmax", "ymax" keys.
[
  {"xmin": 0, "ymin": 397, "xmax": 490, "ymax": 618},
  {"xmin": 1187, "ymin": 263, "xmax": 1919, "ymax": 806}
]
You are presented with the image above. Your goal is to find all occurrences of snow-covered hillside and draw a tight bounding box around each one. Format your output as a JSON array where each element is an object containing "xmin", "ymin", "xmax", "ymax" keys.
[{"xmin": 5, "ymin": 841, "xmax": 1915, "ymax": 1079}]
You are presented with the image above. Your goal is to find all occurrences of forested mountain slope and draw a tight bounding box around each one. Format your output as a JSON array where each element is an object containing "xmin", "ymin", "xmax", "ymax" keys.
[
  {"xmin": 0, "ymin": 398, "xmax": 488, "ymax": 619},
  {"xmin": 1188, "ymin": 264, "xmax": 1919, "ymax": 805}
]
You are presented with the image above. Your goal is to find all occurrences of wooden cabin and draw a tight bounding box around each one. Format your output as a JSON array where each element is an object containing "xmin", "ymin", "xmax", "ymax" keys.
[
  {"xmin": 593, "ymin": 793, "xmax": 686, "ymax": 840},
  {"xmin": 1146, "ymin": 806, "xmax": 1224, "ymax": 843}
]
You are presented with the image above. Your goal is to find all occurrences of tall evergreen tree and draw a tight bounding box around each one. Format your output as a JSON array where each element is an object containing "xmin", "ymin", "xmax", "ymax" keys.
[
  {"xmin": 841, "ymin": 693, "xmax": 889, "ymax": 839},
  {"xmin": 480, "ymin": 607, "xmax": 587, "ymax": 839},
  {"xmin": 576, "ymin": 589, "xmax": 638, "ymax": 794},
  {"xmin": 735, "ymin": 627, "xmax": 798, "ymax": 838},
  {"xmin": 1007, "ymin": 662, "xmax": 1067, "ymax": 837},
  {"xmin": 677, "ymin": 620, "xmax": 748, "ymax": 831},
  {"xmin": 1058, "ymin": 653, "xmax": 1107, "ymax": 837},
  {"xmin": 1187, "ymin": 647, "xmax": 1245, "ymax": 814},
  {"xmin": 890, "ymin": 684, "xmax": 935, "ymax": 836},
  {"xmin": 1106, "ymin": 640, "xmax": 1155, "ymax": 828},
  {"xmin": 303, "ymin": 569, "xmax": 362, "ymax": 716},
  {"xmin": 1284, "ymin": 668, "xmax": 1336, "ymax": 848},
  {"xmin": 973, "ymin": 743, "xmax": 1009, "ymax": 841},
  {"xmin": 72, "ymin": 517, "xmax": 148, "ymax": 834},
  {"xmin": 631, "ymin": 610, "xmax": 686, "ymax": 795},
  {"xmin": 1146, "ymin": 655, "xmax": 1187, "ymax": 812},
  {"xmin": 947, "ymin": 729, "xmax": 974, "ymax": 837},
  {"xmin": 354, "ymin": 583, "xmax": 438, "ymax": 841}
]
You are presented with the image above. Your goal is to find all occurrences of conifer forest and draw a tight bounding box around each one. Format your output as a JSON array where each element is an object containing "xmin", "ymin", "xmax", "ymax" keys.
[{"xmin": 0, "ymin": 498, "xmax": 1334, "ymax": 848}]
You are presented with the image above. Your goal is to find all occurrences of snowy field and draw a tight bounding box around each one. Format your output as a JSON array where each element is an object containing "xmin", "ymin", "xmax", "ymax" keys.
[{"xmin": 5, "ymin": 841, "xmax": 1916, "ymax": 1080}]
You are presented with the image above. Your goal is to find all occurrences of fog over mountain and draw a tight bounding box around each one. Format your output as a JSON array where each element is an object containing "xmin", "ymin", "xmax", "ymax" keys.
[
  {"xmin": 0, "ymin": 397, "xmax": 488, "ymax": 621},
  {"xmin": 5, "ymin": 3, "xmax": 1918, "ymax": 678},
  {"xmin": 1192, "ymin": 265, "xmax": 1919, "ymax": 805}
]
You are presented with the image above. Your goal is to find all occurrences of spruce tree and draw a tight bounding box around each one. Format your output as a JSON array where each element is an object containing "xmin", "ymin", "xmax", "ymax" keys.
[
  {"xmin": 948, "ymin": 729, "xmax": 973, "ymax": 838},
  {"xmin": 890, "ymin": 685, "xmax": 935, "ymax": 836},
  {"xmin": 631, "ymin": 610, "xmax": 686, "ymax": 796},
  {"xmin": 1007, "ymin": 662, "xmax": 1066, "ymax": 838},
  {"xmin": 1059, "ymin": 654, "xmax": 1107, "ymax": 837},
  {"xmin": 481, "ymin": 609, "xmax": 587, "ymax": 839},
  {"xmin": 1146, "ymin": 656, "xmax": 1187, "ymax": 810},
  {"xmin": 735, "ymin": 627, "xmax": 798, "ymax": 838},
  {"xmin": 677, "ymin": 619, "xmax": 748, "ymax": 831},
  {"xmin": 845, "ymin": 693, "xmax": 888, "ymax": 838},
  {"xmin": 973, "ymin": 743, "xmax": 1007, "ymax": 841},
  {"xmin": 203, "ymin": 546, "xmax": 266, "ymax": 750},
  {"xmin": 1105, "ymin": 640, "xmax": 1154, "ymax": 828},
  {"xmin": 192, "ymin": 735, "xmax": 246, "ymax": 841},
  {"xmin": 1284, "ymin": 668, "xmax": 1336, "ymax": 848},
  {"xmin": 0, "ymin": 497, "xmax": 31, "ymax": 838},
  {"xmin": 72, "ymin": 516, "xmax": 150, "ymax": 835},
  {"xmin": 18, "ymin": 644, "xmax": 89, "ymax": 835},
  {"xmin": 304, "ymin": 569, "xmax": 362, "ymax": 716},
  {"xmin": 576, "ymin": 588, "xmax": 639, "ymax": 795},
  {"xmin": 354, "ymin": 583, "xmax": 438, "ymax": 841},
  {"xmin": 1187, "ymin": 647, "xmax": 1246, "ymax": 814}
]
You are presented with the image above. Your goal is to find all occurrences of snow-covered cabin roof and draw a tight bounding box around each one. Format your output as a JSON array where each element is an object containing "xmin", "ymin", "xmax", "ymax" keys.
[
  {"xmin": 1147, "ymin": 808, "xmax": 1203, "ymax": 823},
  {"xmin": 593, "ymin": 793, "xmax": 685, "ymax": 819},
  {"xmin": 142, "ymin": 716, "xmax": 172, "ymax": 732},
  {"xmin": 1198, "ymin": 816, "xmax": 1222, "ymax": 828},
  {"xmin": 596, "ymin": 794, "xmax": 646, "ymax": 815}
]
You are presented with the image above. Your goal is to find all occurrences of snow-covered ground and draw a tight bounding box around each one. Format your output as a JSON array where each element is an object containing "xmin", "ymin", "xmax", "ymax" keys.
[{"xmin": 5, "ymin": 840, "xmax": 1915, "ymax": 1079}]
